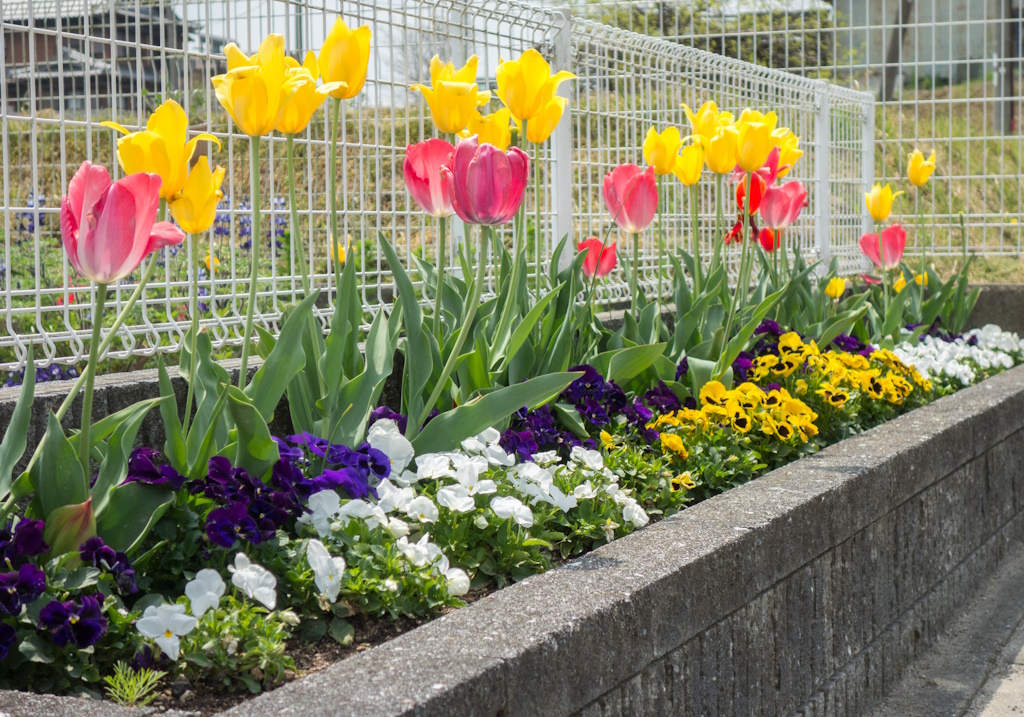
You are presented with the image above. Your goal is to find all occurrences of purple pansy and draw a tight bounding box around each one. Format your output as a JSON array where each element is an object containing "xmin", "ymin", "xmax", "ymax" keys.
[
  {"xmin": 205, "ymin": 502, "xmax": 262, "ymax": 548},
  {"xmin": 0, "ymin": 564, "xmax": 46, "ymax": 616},
  {"xmin": 39, "ymin": 594, "xmax": 107, "ymax": 648},
  {"xmin": 0, "ymin": 622, "xmax": 15, "ymax": 659},
  {"xmin": 123, "ymin": 448, "xmax": 186, "ymax": 490},
  {"xmin": 79, "ymin": 537, "xmax": 137, "ymax": 594}
]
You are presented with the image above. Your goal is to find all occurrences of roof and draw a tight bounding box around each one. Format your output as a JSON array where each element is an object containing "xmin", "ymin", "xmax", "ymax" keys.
[
  {"xmin": 5, "ymin": 46, "xmax": 112, "ymax": 80},
  {"xmin": 2, "ymin": 0, "xmax": 181, "ymax": 24}
]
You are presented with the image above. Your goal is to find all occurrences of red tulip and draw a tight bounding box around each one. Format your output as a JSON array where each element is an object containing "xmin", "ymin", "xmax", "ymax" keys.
[
  {"xmin": 578, "ymin": 237, "xmax": 617, "ymax": 278},
  {"xmin": 859, "ymin": 224, "xmax": 907, "ymax": 270},
  {"xmin": 860, "ymin": 273, "xmax": 882, "ymax": 286},
  {"xmin": 760, "ymin": 181, "xmax": 808, "ymax": 231},
  {"xmin": 602, "ymin": 164, "xmax": 657, "ymax": 234},
  {"xmin": 758, "ymin": 227, "xmax": 780, "ymax": 252},
  {"xmin": 60, "ymin": 162, "xmax": 183, "ymax": 284},
  {"xmin": 724, "ymin": 215, "xmax": 758, "ymax": 245},
  {"xmin": 404, "ymin": 138, "xmax": 455, "ymax": 218},
  {"xmin": 735, "ymin": 171, "xmax": 767, "ymax": 214},
  {"xmin": 444, "ymin": 136, "xmax": 529, "ymax": 226}
]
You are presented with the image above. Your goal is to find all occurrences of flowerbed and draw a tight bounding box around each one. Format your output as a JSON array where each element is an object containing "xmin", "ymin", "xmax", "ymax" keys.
[{"xmin": 0, "ymin": 13, "xmax": 1002, "ymax": 713}]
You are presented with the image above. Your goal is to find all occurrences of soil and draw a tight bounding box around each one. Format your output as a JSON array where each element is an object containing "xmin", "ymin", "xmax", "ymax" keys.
[{"xmin": 146, "ymin": 589, "xmax": 491, "ymax": 715}]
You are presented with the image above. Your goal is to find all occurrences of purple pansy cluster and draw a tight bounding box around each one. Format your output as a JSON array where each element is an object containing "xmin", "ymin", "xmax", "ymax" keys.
[
  {"xmin": 123, "ymin": 448, "xmax": 187, "ymax": 491},
  {"xmin": 80, "ymin": 537, "xmax": 137, "ymax": 595}
]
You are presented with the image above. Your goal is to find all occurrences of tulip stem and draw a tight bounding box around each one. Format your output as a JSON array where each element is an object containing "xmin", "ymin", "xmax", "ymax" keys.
[
  {"xmin": 183, "ymin": 233, "xmax": 200, "ymax": 435},
  {"xmin": 79, "ymin": 283, "xmax": 107, "ymax": 479},
  {"xmin": 724, "ymin": 172, "xmax": 752, "ymax": 343},
  {"xmin": 713, "ymin": 173, "xmax": 724, "ymax": 272},
  {"xmin": 433, "ymin": 214, "xmax": 446, "ymax": 341},
  {"xmin": 417, "ymin": 226, "xmax": 488, "ymax": 432},
  {"xmin": 630, "ymin": 232, "xmax": 639, "ymax": 314},
  {"xmin": 238, "ymin": 136, "xmax": 262, "ymax": 390},
  {"xmin": 328, "ymin": 98, "xmax": 342, "ymax": 296},
  {"xmin": 655, "ymin": 179, "xmax": 665, "ymax": 335},
  {"xmin": 534, "ymin": 145, "xmax": 543, "ymax": 294},
  {"xmin": 690, "ymin": 183, "xmax": 702, "ymax": 295},
  {"xmin": 878, "ymin": 221, "xmax": 890, "ymax": 319},
  {"xmin": 285, "ymin": 136, "xmax": 311, "ymax": 297}
]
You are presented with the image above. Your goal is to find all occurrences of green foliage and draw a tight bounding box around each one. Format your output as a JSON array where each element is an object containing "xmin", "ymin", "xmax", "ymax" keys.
[{"xmin": 103, "ymin": 661, "xmax": 166, "ymax": 707}]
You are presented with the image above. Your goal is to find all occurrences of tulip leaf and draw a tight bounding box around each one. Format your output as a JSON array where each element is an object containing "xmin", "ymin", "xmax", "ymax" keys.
[
  {"xmin": 0, "ymin": 344, "xmax": 34, "ymax": 497},
  {"xmin": 157, "ymin": 355, "xmax": 187, "ymax": 473},
  {"xmin": 187, "ymin": 387, "xmax": 230, "ymax": 481},
  {"xmin": 553, "ymin": 402, "xmax": 589, "ymax": 439},
  {"xmin": 227, "ymin": 386, "xmax": 280, "ymax": 480},
  {"xmin": 495, "ymin": 282, "xmax": 564, "ymax": 374},
  {"xmin": 329, "ymin": 308, "xmax": 395, "ymax": 447},
  {"xmin": 32, "ymin": 413, "xmax": 87, "ymax": 518},
  {"xmin": 186, "ymin": 333, "xmax": 231, "ymax": 467},
  {"xmin": 607, "ymin": 343, "xmax": 667, "ymax": 386},
  {"xmin": 713, "ymin": 287, "xmax": 785, "ymax": 380},
  {"xmin": 96, "ymin": 482, "xmax": 174, "ymax": 555},
  {"xmin": 688, "ymin": 356, "xmax": 733, "ymax": 395},
  {"xmin": 815, "ymin": 305, "xmax": 868, "ymax": 351},
  {"xmin": 379, "ymin": 233, "xmax": 432, "ymax": 439},
  {"xmin": 92, "ymin": 397, "xmax": 167, "ymax": 518},
  {"xmin": 245, "ymin": 290, "xmax": 318, "ymax": 423},
  {"xmin": 411, "ymin": 372, "xmax": 582, "ymax": 455}
]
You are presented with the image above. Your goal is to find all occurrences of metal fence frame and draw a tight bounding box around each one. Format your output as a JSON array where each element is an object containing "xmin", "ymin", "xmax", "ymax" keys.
[{"xmin": 0, "ymin": 0, "xmax": 874, "ymax": 372}]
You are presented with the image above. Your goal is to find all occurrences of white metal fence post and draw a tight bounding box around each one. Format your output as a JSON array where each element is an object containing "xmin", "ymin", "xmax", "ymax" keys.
[
  {"xmin": 815, "ymin": 83, "xmax": 832, "ymax": 267},
  {"xmin": 551, "ymin": 8, "xmax": 574, "ymax": 271},
  {"xmin": 862, "ymin": 95, "xmax": 876, "ymax": 244}
]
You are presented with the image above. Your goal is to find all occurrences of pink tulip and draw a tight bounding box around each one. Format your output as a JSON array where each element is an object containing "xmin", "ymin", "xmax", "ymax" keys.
[
  {"xmin": 602, "ymin": 164, "xmax": 657, "ymax": 234},
  {"xmin": 859, "ymin": 224, "xmax": 907, "ymax": 271},
  {"xmin": 404, "ymin": 138, "xmax": 455, "ymax": 218},
  {"xmin": 578, "ymin": 237, "xmax": 618, "ymax": 278},
  {"xmin": 445, "ymin": 136, "xmax": 529, "ymax": 226},
  {"xmin": 860, "ymin": 274, "xmax": 882, "ymax": 286},
  {"xmin": 760, "ymin": 181, "xmax": 808, "ymax": 231},
  {"xmin": 60, "ymin": 162, "xmax": 184, "ymax": 284}
]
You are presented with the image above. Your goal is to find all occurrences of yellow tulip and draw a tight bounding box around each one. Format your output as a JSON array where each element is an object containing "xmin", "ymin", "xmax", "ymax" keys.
[
  {"xmin": 824, "ymin": 276, "xmax": 846, "ymax": 300},
  {"xmin": 865, "ymin": 182, "xmax": 904, "ymax": 221},
  {"xmin": 168, "ymin": 156, "xmax": 225, "ymax": 235},
  {"xmin": 319, "ymin": 18, "xmax": 372, "ymax": 100},
  {"xmin": 908, "ymin": 149, "xmax": 937, "ymax": 187},
  {"xmin": 515, "ymin": 96, "xmax": 568, "ymax": 144},
  {"xmin": 736, "ymin": 121, "xmax": 774, "ymax": 173},
  {"xmin": 205, "ymin": 252, "xmax": 220, "ymax": 273},
  {"xmin": 212, "ymin": 34, "xmax": 307, "ymax": 137},
  {"xmin": 736, "ymin": 108, "xmax": 778, "ymax": 134},
  {"xmin": 411, "ymin": 56, "xmax": 490, "ymax": 135},
  {"xmin": 461, "ymin": 108, "xmax": 513, "ymax": 151},
  {"xmin": 275, "ymin": 51, "xmax": 346, "ymax": 135},
  {"xmin": 330, "ymin": 234, "xmax": 349, "ymax": 264},
  {"xmin": 682, "ymin": 101, "xmax": 732, "ymax": 139},
  {"xmin": 893, "ymin": 273, "xmax": 907, "ymax": 292},
  {"xmin": 101, "ymin": 99, "xmax": 220, "ymax": 200},
  {"xmin": 701, "ymin": 125, "xmax": 739, "ymax": 175},
  {"xmin": 672, "ymin": 142, "xmax": 704, "ymax": 186},
  {"xmin": 915, "ymin": 272, "xmax": 928, "ymax": 287},
  {"xmin": 496, "ymin": 48, "xmax": 575, "ymax": 123},
  {"xmin": 774, "ymin": 129, "xmax": 803, "ymax": 178},
  {"xmin": 643, "ymin": 126, "xmax": 684, "ymax": 176}
]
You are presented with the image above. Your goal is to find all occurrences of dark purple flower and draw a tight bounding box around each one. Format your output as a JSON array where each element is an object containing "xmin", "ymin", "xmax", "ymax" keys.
[
  {"xmin": 675, "ymin": 357, "xmax": 689, "ymax": 381},
  {"xmin": 206, "ymin": 502, "xmax": 262, "ymax": 548},
  {"xmin": 577, "ymin": 396, "xmax": 610, "ymax": 426},
  {"xmin": 288, "ymin": 432, "xmax": 330, "ymax": 459},
  {"xmin": 0, "ymin": 564, "xmax": 45, "ymax": 616},
  {"xmin": 123, "ymin": 448, "xmax": 186, "ymax": 491},
  {"xmin": 499, "ymin": 429, "xmax": 539, "ymax": 462},
  {"xmin": 79, "ymin": 537, "xmax": 137, "ymax": 594},
  {"xmin": 644, "ymin": 382, "xmax": 682, "ymax": 413},
  {"xmin": 314, "ymin": 468, "xmax": 373, "ymax": 500},
  {"xmin": 130, "ymin": 644, "xmax": 161, "ymax": 670},
  {"xmin": 39, "ymin": 594, "xmax": 106, "ymax": 648},
  {"xmin": 369, "ymin": 406, "xmax": 408, "ymax": 435},
  {"xmin": 564, "ymin": 364, "xmax": 607, "ymax": 403},
  {"xmin": 763, "ymin": 382, "xmax": 781, "ymax": 393},
  {"xmin": 755, "ymin": 319, "xmax": 783, "ymax": 337},
  {"xmin": 421, "ymin": 408, "xmax": 440, "ymax": 428},
  {"xmin": 623, "ymin": 398, "xmax": 654, "ymax": 427},
  {"xmin": 832, "ymin": 332, "xmax": 869, "ymax": 355},
  {"xmin": 10, "ymin": 519, "xmax": 48, "ymax": 560},
  {"xmin": 642, "ymin": 427, "xmax": 660, "ymax": 443},
  {"xmin": 683, "ymin": 396, "xmax": 697, "ymax": 410},
  {"xmin": 0, "ymin": 622, "xmax": 15, "ymax": 659},
  {"xmin": 273, "ymin": 437, "xmax": 305, "ymax": 465},
  {"xmin": 731, "ymin": 352, "xmax": 755, "ymax": 383}
]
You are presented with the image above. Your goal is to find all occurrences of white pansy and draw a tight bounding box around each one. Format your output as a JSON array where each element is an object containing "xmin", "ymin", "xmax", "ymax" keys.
[
  {"xmin": 300, "ymin": 490, "xmax": 341, "ymax": 537},
  {"xmin": 425, "ymin": 542, "xmax": 450, "ymax": 575},
  {"xmin": 376, "ymin": 479, "xmax": 415, "ymax": 514},
  {"xmin": 622, "ymin": 500, "xmax": 650, "ymax": 528},
  {"xmin": 405, "ymin": 495, "xmax": 439, "ymax": 523},
  {"xmin": 229, "ymin": 553, "xmax": 277, "ymax": 610},
  {"xmin": 336, "ymin": 499, "xmax": 375, "ymax": 525},
  {"xmin": 392, "ymin": 469, "xmax": 422, "ymax": 487},
  {"xmin": 574, "ymin": 481, "xmax": 598, "ymax": 500},
  {"xmin": 397, "ymin": 534, "xmax": 431, "ymax": 567},
  {"xmin": 570, "ymin": 446, "xmax": 605, "ymax": 472},
  {"xmin": 490, "ymin": 496, "xmax": 534, "ymax": 528},
  {"xmin": 385, "ymin": 517, "xmax": 410, "ymax": 538},
  {"xmin": 895, "ymin": 326, "xmax": 1023, "ymax": 388},
  {"xmin": 365, "ymin": 504, "xmax": 389, "ymax": 531},
  {"xmin": 445, "ymin": 568, "xmax": 470, "ymax": 597},
  {"xmin": 532, "ymin": 450, "xmax": 562, "ymax": 467},
  {"xmin": 437, "ymin": 484, "xmax": 476, "ymax": 513},
  {"xmin": 456, "ymin": 457, "xmax": 498, "ymax": 495},
  {"xmin": 384, "ymin": 578, "xmax": 399, "ymax": 593},
  {"xmin": 473, "ymin": 515, "xmax": 489, "ymax": 530},
  {"xmin": 605, "ymin": 482, "xmax": 629, "ymax": 505},
  {"xmin": 547, "ymin": 484, "xmax": 578, "ymax": 513},
  {"xmin": 306, "ymin": 539, "xmax": 346, "ymax": 603},
  {"xmin": 136, "ymin": 604, "xmax": 198, "ymax": 661},
  {"xmin": 416, "ymin": 454, "xmax": 454, "ymax": 481},
  {"xmin": 481, "ymin": 444, "xmax": 515, "ymax": 467},
  {"xmin": 460, "ymin": 436, "xmax": 487, "ymax": 453},
  {"xmin": 184, "ymin": 569, "xmax": 226, "ymax": 618},
  {"xmin": 367, "ymin": 419, "xmax": 416, "ymax": 474},
  {"xmin": 477, "ymin": 427, "xmax": 502, "ymax": 445}
]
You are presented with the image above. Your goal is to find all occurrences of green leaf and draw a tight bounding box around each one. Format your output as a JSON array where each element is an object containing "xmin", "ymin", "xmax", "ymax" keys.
[
  {"xmin": 226, "ymin": 386, "xmax": 280, "ymax": 479},
  {"xmin": 495, "ymin": 282, "xmax": 564, "ymax": 373},
  {"xmin": 0, "ymin": 345, "xmax": 34, "ymax": 497},
  {"xmin": 186, "ymin": 333, "xmax": 231, "ymax": 467},
  {"xmin": 714, "ymin": 287, "xmax": 784, "ymax": 379},
  {"xmin": 606, "ymin": 343, "xmax": 667, "ymax": 385},
  {"xmin": 92, "ymin": 397, "xmax": 166, "ymax": 517},
  {"xmin": 411, "ymin": 372, "xmax": 582, "ymax": 454},
  {"xmin": 553, "ymin": 402, "xmax": 589, "ymax": 439},
  {"xmin": 245, "ymin": 290, "xmax": 319, "ymax": 423},
  {"xmin": 329, "ymin": 308, "xmax": 396, "ymax": 446},
  {"xmin": 32, "ymin": 413, "xmax": 87, "ymax": 518},
  {"xmin": 157, "ymin": 355, "xmax": 187, "ymax": 473},
  {"xmin": 300, "ymin": 616, "xmax": 327, "ymax": 643},
  {"xmin": 96, "ymin": 482, "xmax": 174, "ymax": 555},
  {"xmin": 188, "ymin": 387, "xmax": 230, "ymax": 481},
  {"xmin": 63, "ymin": 567, "xmax": 101, "ymax": 590},
  {"xmin": 19, "ymin": 633, "xmax": 54, "ymax": 664},
  {"xmin": 329, "ymin": 617, "xmax": 355, "ymax": 646}
]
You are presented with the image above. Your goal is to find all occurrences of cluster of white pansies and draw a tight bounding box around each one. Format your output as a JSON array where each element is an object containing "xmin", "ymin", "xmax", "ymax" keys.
[
  {"xmin": 137, "ymin": 554, "xmax": 281, "ymax": 661},
  {"xmin": 895, "ymin": 325, "xmax": 1024, "ymax": 387}
]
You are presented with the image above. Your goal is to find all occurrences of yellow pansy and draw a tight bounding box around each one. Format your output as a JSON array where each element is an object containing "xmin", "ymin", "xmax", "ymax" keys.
[
  {"xmin": 643, "ymin": 126, "xmax": 684, "ymax": 176},
  {"xmin": 824, "ymin": 276, "xmax": 846, "ymax": 300},
  {"xmin": 101, "ymin": 99, "xmax": 220, "ymax": 200},
  {"xmin": 276, "ymin": 51, "xmax": 346, "ymax": 135},
  {"xmin": 319, "ymin": 18, "xmax": 372, "ymax": 100},
  {"xmin": 907, "ymin": 149, "xmax": 937, "ymax": 187},
  {"xmin": 699, "ymin": 380, "xmax": 728, "ymax": 406},
  {"xmin": 660, "ymin": 433, "xmax": 689, "ymax": 458},
  {"xmin": 211, "ymin": 34, "xmax": 308, "ymax": 137},
  {"xmin": 673, "ymin": 142, "xmax": 704, "ymax": 186},
  {"xmin": 671, "ymin": 471, "xmax": 697, "ymax": 492},
  {"xmin": 495, "ymin": 48, "xmax": 575, "ymax": 123},
  {"xmin": 865, "ymin": 182, "xmax": 903, "ymax": 222},
  {"xmin": 168, "ymin": 156, "xmax": 225, "ymax": 235},
  {"xmin": 411, "ymin": 55, "xmax": 490, "ymax": 135},
  {"xmin": 461, "ymin": 107, "xmax": 513, "ymax": 151}
]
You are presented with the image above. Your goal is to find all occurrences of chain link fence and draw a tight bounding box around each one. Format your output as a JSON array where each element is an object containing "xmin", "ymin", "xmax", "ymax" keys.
[{"xmin": 0, "ymin": 0, "xmax": 873, "ymax": 371}]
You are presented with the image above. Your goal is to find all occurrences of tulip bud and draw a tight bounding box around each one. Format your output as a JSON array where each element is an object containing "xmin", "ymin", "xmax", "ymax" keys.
[{"xmin": 43, "ymin": 498, "xmax": 96, "ymax": 561}]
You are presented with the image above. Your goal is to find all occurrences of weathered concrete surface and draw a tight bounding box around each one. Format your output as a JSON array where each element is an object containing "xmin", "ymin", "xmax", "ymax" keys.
[
  {"xmin": 966, "ymin": 613, "xmax": 1024, "ymax": 717},
  {"xmin": 968, "ymin": 284, "xmax": 1024, "ymax": 336}
]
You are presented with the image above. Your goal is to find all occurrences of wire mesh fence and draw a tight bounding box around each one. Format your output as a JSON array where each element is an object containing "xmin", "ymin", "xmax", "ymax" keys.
[
  {"xmin": 566, "ymin": 0, "xmax": 1024, "ymax": 262},
  {"xmin": 0, "ymin": 0, "xmax": 873, "ymax": 371}
]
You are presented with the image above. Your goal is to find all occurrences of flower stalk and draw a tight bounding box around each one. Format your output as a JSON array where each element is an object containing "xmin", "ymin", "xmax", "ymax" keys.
[
  {"xmin": 237, "ymin": 136, "xmax": 262, "ymax": 389},
  {"xmin": 78, "ymin": 283, "xmax": 107, "ymax": 477}
]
